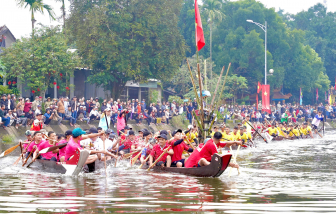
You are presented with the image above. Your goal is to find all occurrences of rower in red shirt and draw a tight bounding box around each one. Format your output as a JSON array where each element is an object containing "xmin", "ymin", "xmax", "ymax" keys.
[
  {"xmin": 167, "ymin": 129, "xmax": 193, "ymax": 168},
  {"xmin": 185, "ymin": 132, "xmax": 242, "ymax": 168},
  {"xmin": 149, "ymin": 134, "xmax": 174, "ymax": 167}
]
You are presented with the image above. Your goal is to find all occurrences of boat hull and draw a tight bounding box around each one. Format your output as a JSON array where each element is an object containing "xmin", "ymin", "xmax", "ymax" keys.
[{"xmin": 142, "ymin": 153, "xmax": 232, "ymax": 177}]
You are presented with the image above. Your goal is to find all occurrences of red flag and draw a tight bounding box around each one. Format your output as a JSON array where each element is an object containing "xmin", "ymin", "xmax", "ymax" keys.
[
  {"xmin": 256, "ymin": 94, "xmax": 258, "ymax": 110},
  {"xmin": 257, "ymin": 81, "xmax": 262, "ymax": 93},
  {"xmin": 195, "ymin": 0, "xmax": 205, "ymax": 51},
  {"xmin": 262, "ymin": 85, "xmax": 271, "ymax": 114}
]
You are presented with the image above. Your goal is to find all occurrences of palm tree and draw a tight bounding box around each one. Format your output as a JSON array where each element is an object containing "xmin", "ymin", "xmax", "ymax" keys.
[
  {"xmin": 17, "ymin": 0, "xmax": 55, "ymax": 37},
  {"xmin": 202, "ymin": 0, "xmax": 224, "ymax": 81}
]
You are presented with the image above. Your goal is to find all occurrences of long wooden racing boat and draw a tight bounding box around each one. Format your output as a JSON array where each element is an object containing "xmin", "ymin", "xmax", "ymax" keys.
[
  {"xmin": 141, "ymin": 153, "xmax": 232, "ymax": 177},
  {"xmin": 27, "ymin": 149, "xmax": 90, "ymax": 176}
]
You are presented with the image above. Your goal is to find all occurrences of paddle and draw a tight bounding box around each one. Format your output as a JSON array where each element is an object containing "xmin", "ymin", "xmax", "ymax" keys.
[
  {"xmin": 246, "ymin": 121, "xmax": 268, "ymax": 143},
  {"xmin": 0, "ymin": 142, "xmax": 21, "ymax": 158},
  {"xmin": 228, "ymin": 145, "xmax": 240, "ymax": 177},
  {"xmin": 22, "ymin": 149, "xmax": 34, "ymax": 167},
  {"xmin": 322, "ymin": 116, "xmax": 325, "ymax": 136},
  {"xmin": 138, "ymin": 155, "xmax": 150, "ymax": 169},
  {"xmin": 131, "ymin": 143, "xmax": 150, "ymax": 166},
  {"xmin": 39, "ymin": 143, "xmax": 68, "ymax": 154},
  {"xmin": 147, "ymin": 145, "xmax": 171, "ymax": 171},
  {"xmin": 123, "ymin": 151, "xmax": 139, "ymax": 159},
  {"xmin": 13, "ymin": 140, "xmax": 33, "ymax": 166}
]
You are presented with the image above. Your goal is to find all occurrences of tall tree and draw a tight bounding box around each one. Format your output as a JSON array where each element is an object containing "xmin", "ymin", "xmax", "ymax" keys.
[
  {"xmin": 0, "ymin": 26, "xmax": 80, "ymax": 99},
  {"xmin": 202, "ymin": 0, "xmax": 223, "ymax": 81},
  {"xmin": 67, "ymin": 0, "xmax": 186, "ymax": 99},
  {"xmin": 16, "ymin": 0, "xmax": 55, "ymax": 37}
]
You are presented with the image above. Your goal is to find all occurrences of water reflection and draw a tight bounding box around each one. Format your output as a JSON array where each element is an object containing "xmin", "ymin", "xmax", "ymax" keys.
[{"xmin": 0, "ymin": 131, "xmax": 335, "ymax": 213}]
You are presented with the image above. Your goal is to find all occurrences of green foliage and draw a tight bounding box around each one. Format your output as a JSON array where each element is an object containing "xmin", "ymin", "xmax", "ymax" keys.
[
  {"xmin": 2, "ymin": 134, "xmax": 14, "ymax": 144},
  {"xmin": 168, "ymin": 96, "xmax": 183, "ymax": 105},
  {"xmin": 149, "ymin": 90, "xmax": 159, "ymax": 104},
  {"xmin": 0, "ymin": 85, "xmax": 14, "ymax": 96},
  {"xmin": 67, "ymin": 0, "xmax": 186, "ymax": 98},
  {"xmin": 0, "ymin": 26, "xmax": 80, "ymax": 99},
  {"xmin": 0, "ymin": 59, "xmax": 6, "ymax": 78}
]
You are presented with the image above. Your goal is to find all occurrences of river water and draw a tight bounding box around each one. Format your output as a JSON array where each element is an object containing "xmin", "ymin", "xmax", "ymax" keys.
[{"xmin": 0, "ymin": 131, "xmax": 335, "ymax": 213}]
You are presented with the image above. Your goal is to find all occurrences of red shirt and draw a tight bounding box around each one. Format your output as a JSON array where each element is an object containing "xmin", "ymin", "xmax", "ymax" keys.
[
  {"xmin": 169, "ymin": 139, "xmax": 190, "ymax": 162},
  {"xmin": 123, "ymin": 139, "xmax": 136, "ymax": 150},
  {"xmin": 150, "ymin": 143, "xmax": 170, "ymax": 162},
  {"xmin": 185, "ymin": 139, "xmax": 226, "ymax": 168}
]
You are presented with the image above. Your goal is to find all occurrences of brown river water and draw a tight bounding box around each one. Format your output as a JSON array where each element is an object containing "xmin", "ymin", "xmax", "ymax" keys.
[{"xmin": 0, "ymin": 131, "xmax": 335, "ymax": 213}]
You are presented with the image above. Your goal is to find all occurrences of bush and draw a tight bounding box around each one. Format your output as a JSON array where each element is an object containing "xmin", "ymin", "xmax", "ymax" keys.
[
  {"xmin": 2, "ymin": 134, "xmax": 14, "ymax": 144},
  {"xmin": 0, "ymin": 85, "xmax": 13, "ymax": 96},
  {"xmin": 149, "ymin": 89, "xmax": 159, "ymax": 104}
]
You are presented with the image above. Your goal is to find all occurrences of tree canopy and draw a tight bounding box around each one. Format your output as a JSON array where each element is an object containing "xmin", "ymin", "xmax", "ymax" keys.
[{"xmin": 67, "ymin": 0, "xmax": 186, "ymax": 98}]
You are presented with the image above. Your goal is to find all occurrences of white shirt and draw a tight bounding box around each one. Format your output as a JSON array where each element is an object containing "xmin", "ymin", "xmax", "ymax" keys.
[{"xmin": 7, "ymin": 100, "xmax": 11, "ymax": 110}]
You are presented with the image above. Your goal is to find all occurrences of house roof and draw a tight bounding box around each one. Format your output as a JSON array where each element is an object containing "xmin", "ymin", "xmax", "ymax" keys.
[
  {"xmin": 272, "ymin": 87, "xmax": 292, "ymax": 99},
  {"xmin": 0, "ymin": 25, "xmax": 16, "ymax": 42}
]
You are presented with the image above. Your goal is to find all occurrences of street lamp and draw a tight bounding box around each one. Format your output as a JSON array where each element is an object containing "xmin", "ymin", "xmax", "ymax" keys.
[{"xmin": 246, "ymin": 19, "xmax": 268, "ymax": 85}]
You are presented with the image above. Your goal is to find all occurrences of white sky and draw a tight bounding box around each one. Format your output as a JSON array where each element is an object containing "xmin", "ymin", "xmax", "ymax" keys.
[{"xmin": 0, "ymin": 0, "xmax": 335, "ymax": 40}]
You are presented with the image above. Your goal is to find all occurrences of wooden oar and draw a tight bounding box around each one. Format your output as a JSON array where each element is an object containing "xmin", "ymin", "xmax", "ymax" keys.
[
  {"xmin": 27, "ymin": 153, "xmax": 40, "ymax": 168},
  {"xmin": 22, "ymin": 149, "xmax": 34, "ymax": 166},
  {"xmin": 228, "ymin": 145, "xmax": 241, "ymax": 177},
  {"xmin": 246, "ymin": 121, "xmax": 268, "ymax": 143},
  {"xmin": 131, "ymin": 143, "xmax": 150, "ymax": 166},
  {"xmin": 123, "ymin": 151, "xmax": 139, "ymax": 159},
  {"xmin": 39, "ymin": 143, "xmax": 67, "ymax": 154},
  {"xmin": 184, "ymin": 137, "xmax": 195, "ymax": 150},
  {"xmin": 147, "ymin": 145, "xmax": 171, "ymax": 171},
  {"xmin": 103, "ymin": 139, "xmax": 107, "ymax": 175},
  {"xmin": 13, "ymin": 140, "xmax": 33, "ymax": 166},
  {"xmin": 0, "ymin": 142, "xmax": 21, "ymax": 158},
  {"xmin": 138, "ymin": 155, "xmax": 150, "ymax": 169}
]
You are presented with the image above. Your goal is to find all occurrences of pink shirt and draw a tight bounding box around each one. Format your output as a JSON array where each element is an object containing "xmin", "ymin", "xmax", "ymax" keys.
[
  {"xmin": 57, "ymin": 139, "xmax": 68, "ymax": 161},
  {"xmin": 37, "ymin": 141, "xmax": 56, "ymax": 160},
  {"xmin": 27, "ymin": 140, "xmax": 44, "ymax": 153},
  {"xmin": 65, "ymin": 137, "xmax": 82, "ymax": 161}
]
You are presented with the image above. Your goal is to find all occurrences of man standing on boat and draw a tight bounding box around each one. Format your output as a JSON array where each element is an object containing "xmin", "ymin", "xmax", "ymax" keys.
[{"xmin": 185, "ymin": 132, "xmax": 241, "ymax": 168}]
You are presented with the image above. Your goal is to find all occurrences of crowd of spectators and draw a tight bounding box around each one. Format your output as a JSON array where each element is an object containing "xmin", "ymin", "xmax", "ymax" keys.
[{"xmin": 0, "ymin": 93, "xmax": 335, "ymax": 130}]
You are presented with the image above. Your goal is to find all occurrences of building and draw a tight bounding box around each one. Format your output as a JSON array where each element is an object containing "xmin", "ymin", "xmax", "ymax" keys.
[{"xmin": 0, "ymin": 25, "xmax": 16, "ymax": 51}]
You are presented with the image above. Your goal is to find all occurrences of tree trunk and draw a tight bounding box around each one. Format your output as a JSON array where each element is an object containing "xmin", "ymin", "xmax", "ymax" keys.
[
  {"xmin": 62, "ymin": 0, "xmax": 66, "ymax": 36},
  {"xmin": 31, "ymin": 10, "xmax": 35, "ymax": 38},
  {"xmin": 210, "ymin": 20, "xmax": 212, "ymax": 81}
]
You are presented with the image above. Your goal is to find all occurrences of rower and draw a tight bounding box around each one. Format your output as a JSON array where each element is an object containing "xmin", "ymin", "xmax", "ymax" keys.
[
  {"xmin": 237, "ymin": 123, "xmax": 242, "ymax": 135},
  {"xmin": 100, "ymin": 129, "xmax": 118, "ymax": 161},
  {"xmin": 22, "ymin": 130, "xmax": 33, "ymax": 154},
  {"xmin": 119, "ymin": 130, "xmax": 137, "ymax": 155},
  {"xmin": 229, "ymin": 126, "xmax": 241, "ymax": 141},
  {"xmin": 168, "ymin": 129, "xmax": 193, "ymax": 168},
  {"xmin": 242, "ymin": 115, "xmax": 252, "ymax": 134},
  {"xmin": 149, "ymin": 134, "xmax": 174, "ymax": 167},
  {"xmin": 185, "ymin": 132, "xmax": 242, "ymax": 168},
  {"xmin": 64, "ymin": 128, "xmax": 108, "ymax": 165},
  {"xmin": 57, "ymin": 130, "xmax": 72, "ymax": 162},
  {"xmin": 185, "ymin": 125, "xmax": 198, "ymax": 146},
  {"xmin": 312, "ymin": 111, "xmax": 324, "ymax": 135},
  {"xmin": 140, "ymin": 131, "xmax": 155, "ymax": 165},
  {"xmin": 25, "ymin": 131, "xmax": 44, "ymax": 159},
  {"xmin": 210, "ymin": 126, "xmax": 219, "ymax": 137},
  {"xmin": 32, "ymin": 131, "xmax": 58, "ymax": 162},
  {"xmin": 288, "ymin": 124, "xmax": 300, "ymax": 139},
  {"xmin": 267, "ymin": 123, "xmax": 279, "ymax": 137},
  {"xmin": 240, "ymin": 126, "xmax": 252, "ymax": 146},
  {"xmin": 301, "ymin": 122, "xmax": 314, "ymax": 138},
  {"xmin": 277, "ymin": 123, "xmax": 288, "ymax": 138}
]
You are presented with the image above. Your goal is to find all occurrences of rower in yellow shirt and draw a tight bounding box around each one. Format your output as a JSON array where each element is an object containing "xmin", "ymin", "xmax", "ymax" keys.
[
  {"xmin": 301, "ymin": 122, "xmax": 313, "ymax": 138},
  {"xmin": 277, "ymin": 123, "xmax": 288, "ymax": 138},
  {"xmin": 266, "ymin": 123, "xmax": 279, "ymax": 137},
  {"xmin": 210, "ymin": 126, "xmax": 219, "ymax": 137},
  {"xmin": 186, "ymin": 125, "xmax": 198, "ymax": 145},
  {"xmin": 240, "ymin": 126, "xmax": 252, "ymax": 146},
  {"xmin": 288, "ymin": 124, "xmax": 300, "ymax": 139},
  {"xmin": 242, "ymin": 115, "xmax": 252, "ymax": 134},
  {"xmin": 229, "ymin": 126, "xmax": 241, "ymax": 141}
]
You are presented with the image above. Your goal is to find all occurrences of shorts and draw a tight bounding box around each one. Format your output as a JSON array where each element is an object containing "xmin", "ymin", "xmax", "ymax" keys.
[
  {"xmin": 121, "ymin": 148, "xmax": 130, "ymax": 154},
  {"xmin": 312, "ymin": 125, "xmax": 318, "ymax": 130},
  {"xmin": 171, "ymin": 159, "xmax": 185, "ymax": 167},
  {"xmin": 156, "ymin": 161, "xmax": 167, "ymax": 166}
]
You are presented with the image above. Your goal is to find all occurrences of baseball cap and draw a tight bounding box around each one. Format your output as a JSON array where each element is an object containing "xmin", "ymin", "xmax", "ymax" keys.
[
  {"xmin": 25, "ymin": 130, "xmax": 32, "ymax": 136},
  {"xmin": 125, "ymin": 126, "xmax": 132, "ymax": 130},
  {"xmin": 88, "ymin": 127, "xmax": 98, "ymax": 134},
  {"xmin": 35, "ymin": 113, "xmax": 42, "ymax": 116},
  {"xmin": 143, "ymin": 131, "xmax": 151, "ymax": 137},
  {"xmin": 160, "ymin": 130, "xmax": 168, "ymax": 136},
  {"xmin": 172, "ymin": 129, "xmax": 182, "ymax": 136},
  {"xmin": 65, "ymin": 130, "xmax": 73, "ymax": 137},
  {"xmin": 109, "ymin": 134, "xmax": 116, "ymax": 139},
  {"xmin": 157, "ymin": 134, "xmax": 167, "ymax": 140},
  {"xmin": 72, "ymin": 128, "xmax": 86, "ymax": 138},
  {"xmin": 105, "ymin": 129, "xmax": 113, "ymax": 134},
  {"xmin": 127, "ymin": 130, "xmax": 135, "ymax": 136}
]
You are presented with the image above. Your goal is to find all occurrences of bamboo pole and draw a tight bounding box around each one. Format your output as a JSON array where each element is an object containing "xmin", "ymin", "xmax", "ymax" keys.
[
  {"xmin": 138, "ymin": 155, "xmax": 150, "ymax": 169},
  {"xmin": 186, "ymin": 59, "xmax": 201, "ymax": 107},
  {"xmin": 210, "ymin": 66, "xmax": 225, "ymax": 110},
  {"xmin": 197, "ymin": 64, "xmax": 205, "ymax": 143}
]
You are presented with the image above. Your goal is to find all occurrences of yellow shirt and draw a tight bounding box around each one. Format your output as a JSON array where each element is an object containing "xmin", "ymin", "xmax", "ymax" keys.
[
  {"xmin": 268, "ymin": 127, "xmax": 278, "ymax": 136},
  {"xmin": 186, "ymin": 132, "xmax": 197, "ymax": 143},
  {"xmin": 289, "ymin": 129, "xmax": 300, "ymax": 137},
  {"xmin": 277, "ymin": 127, "xmax": 286, "ymax": 137},
  {"xmin": 221, "ymin": 132, "xmax": 230, "ymax": 140},
  {"xmin": 301, "ymin": 126, "xmax": 312, "ymax": 135},
  {"xmin": 240, "ymin": 132, "xmax": 251, "ymax": 141},
  {"xmin": 243, "ymin": 121, "xmax": 252, "ymax": 133},
  {"xmin": 229, "ymin": 132, "xmax": 241, "ymax": 141}
]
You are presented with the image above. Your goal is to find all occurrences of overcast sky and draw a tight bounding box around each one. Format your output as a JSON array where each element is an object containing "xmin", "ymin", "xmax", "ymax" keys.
[{"xmin": 0, "ymin": 0, "xmax": 335, "ymax": 39}]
